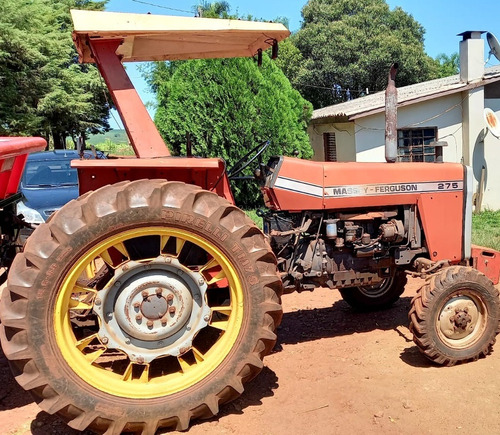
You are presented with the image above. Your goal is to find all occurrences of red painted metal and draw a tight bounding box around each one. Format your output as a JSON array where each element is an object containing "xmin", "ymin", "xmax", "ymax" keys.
[
  {"xmin": 471, "ymin": 245, "xmax": 500, "ymax": 285},
  {"xmin": 0, "ymin": 137, "xmax": 47, "ymax": 200},
  {"xmin": 88, "ymin": 38, "xmax": 170, "ymax": 158},
  {"xmin": 263, "ymin": 157, "xmax": 465, "ymax": 264},
  {"xmin": 72, "ymin": 158, "xmax": 235, "ymax": 203},
  {"xmin": 75, "ymin": 37, "xmax": 236, "ymax": 203}
]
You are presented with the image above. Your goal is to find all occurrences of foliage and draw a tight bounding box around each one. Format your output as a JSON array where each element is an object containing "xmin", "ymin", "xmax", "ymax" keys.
[
  {"xmin": 432, "ymin": 52, "xmax": 460, "ymax": 78},
  {"xmin": 0, "ymin": 0, "xmax": 110, "ymax": 148},
  {"xmin": 245, "ymin": 209, "xmax": 263, "ymax": 229},
  {"xmin": 194, "ymin": 1, "xmax": 231, "ymax": 18},
  {"xmin": 150, "ymin": 54, "xmax": 313, "ymax": 208},
  {"xmin": 282, "ymin": 0, "xmax": 439, "ymax": 109},
  {"xmin": 472, "ymin": 210, "xmax": 500, "ymax": 251},
  {"xmin": 81, "ymin": 129, "xmax": 134, "ymax": 156},
  {"xmin": 86, "ymin": 129, "xmax": 128, "ymax": 146},
  {"xmin": 92, "ymin": 139, "xmax": 135, "ymax": 156}
]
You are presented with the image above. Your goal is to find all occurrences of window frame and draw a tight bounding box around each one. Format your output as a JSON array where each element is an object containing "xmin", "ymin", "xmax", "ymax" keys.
[
  {"xmin": 397, "ymin": 127, "xmax": 441, "ymax": 163},
  {"xmin": 323, "ymin": 132, "xmax": 338, "ymax": 162}
]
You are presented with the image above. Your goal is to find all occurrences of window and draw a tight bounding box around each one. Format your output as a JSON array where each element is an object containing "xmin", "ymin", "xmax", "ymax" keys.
[
  {"xmin": 397, "ymin": 127, "xmax": 441, "ymax": 162},
  {"xmin": 323, "ymin": 132, "xmax": 337, "ymax": 162}
]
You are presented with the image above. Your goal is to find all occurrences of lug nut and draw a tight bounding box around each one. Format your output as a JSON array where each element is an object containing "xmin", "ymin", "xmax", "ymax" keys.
[
  {"xmin": 137, "ymin": 356, "xmax": 145, "ymax": 364},
  {"xmin": 204, "ymin": 314, "xmax": 210, "ymax": 322},
  {"xmin": 142, "ymin": 290, "xmax": 149, "ymax": 298},
  {"xmin": 166, "ymin": 294, "xmax": 174, "ymax": 302},
  {"xmin": 147, "ymin": 320, "xmax": 154, "ymax": 328},
  {"xmin": 101, "ymin": 336, "xmax": 109, "ymax": 345},
  {"xmin": 136, "ymin": 314, "xmax": 142, "ymax": 321},
  {"xmin": 133, "ymin": 302, "xmax": 141, "ymax": 309},
  {"xmin": 169, "ymin": 306, "xmax": 176, "ymax": 314},
  {"xmin": 156, "ymin": 287, "xmax": 163, "ymax": 296},
  {"xmin": 161, "ymin": 317, "xmax": 168, "ymax": 326},
  {"xmin": 198, "ymin": 278, "xmax": 205, "ymax": 285},
  {"xmin": 94, "ymin": 298, "xmax": 101, "ymax": 306}
]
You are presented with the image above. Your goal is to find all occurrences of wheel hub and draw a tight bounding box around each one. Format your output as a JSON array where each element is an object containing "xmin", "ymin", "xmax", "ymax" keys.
[
  {"xmin": 439, "ymin": 296, "xmax": 479, "ymax": 340},
  {"xmin": 93, "ymin": 256, "xmax": 211, "ymax": 363},
  {"xmin": 451, "ymin": 308, "xmax": 472, "ymax": 330},
  {"xmin": 141, "ymin": 294, "xmax": 169, "ymax": 320}
]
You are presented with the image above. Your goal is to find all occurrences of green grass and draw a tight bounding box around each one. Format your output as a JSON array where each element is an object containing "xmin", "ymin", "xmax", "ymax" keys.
[
  {"xmin": 245, "ymin": 209, "xmax": 263, "ymax": 229},
  {"xmin": 86, "ymin": 129, "xmax": 135, "ymax": 156},
  {"xmin": 472, "ymin": 210, "xmax": 500, "ymax": 251},
  {"xmin": 87, "ymin": 129, "xmax": 128, "ymax": 146}
]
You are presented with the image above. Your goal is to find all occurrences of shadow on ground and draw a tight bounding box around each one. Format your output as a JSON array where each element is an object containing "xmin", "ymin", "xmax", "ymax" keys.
[
  {"xmin": 0, "ymin": 346, "xmax": 34, "ymax": 411},
  {"xmin": 183, "ymin": 367, "xmax": 279, "ymax": 433},
  {"xmin": 276, "ymin": 296, "xmax": 432, "ymax": 368},
  {"xmin": 1, "ymin": 295, "xmax": 434, "ymax": 433},
  {"xmin": 278, "ymin": 296, "xmax": 412, "ymax": 344}
]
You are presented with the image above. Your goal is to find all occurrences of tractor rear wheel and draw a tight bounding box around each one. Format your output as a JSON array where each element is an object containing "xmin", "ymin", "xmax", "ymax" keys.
[
  {"xmin": 0, "ymin": 180, "xmax": 282, "ymax": 433},
  {"xmin": 409, "ymin": 266, "xmax": 500, "ymax": 366},
  {"xmin": 339, "ymin": 269, "xmax": 407, "ymax": 311}
]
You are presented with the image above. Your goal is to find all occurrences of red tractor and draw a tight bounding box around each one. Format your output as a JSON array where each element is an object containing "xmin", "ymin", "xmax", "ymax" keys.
[
  {"xmin": 1, "ymin": 10, "xmax": 500, "ymax": 434},
  {"xmin": 0, "ymin": 137, "xmax": 46, "ymax": 285}
]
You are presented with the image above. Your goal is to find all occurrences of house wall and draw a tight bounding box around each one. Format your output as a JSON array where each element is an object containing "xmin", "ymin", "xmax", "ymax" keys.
[
  {"xmin": 481, "ymin": 100, "xmax": 500, "ymax": 209},
  {"xmin": 308, "ymin": 95, "xmax": 500, "ymax": 210},
  {"xmin": 354, "ymin": 94, "xmax": 464, "ymax": 162},
  {"xmin": 308, "ymin": 122, "xmax": 356, "ymax": 162}
]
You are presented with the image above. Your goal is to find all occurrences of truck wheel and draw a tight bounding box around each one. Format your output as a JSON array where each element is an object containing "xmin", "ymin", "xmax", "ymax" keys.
[
  {"xmin": 0, "ymin": 180, "xmax": 282, "ymax": 433},
  {"xmin": 339, "ymin": 270, "xmax": 407, "ymax": 311},
  {"xmin": 409, "ymin": 266, "xmax": 500, "ymax": 366}
]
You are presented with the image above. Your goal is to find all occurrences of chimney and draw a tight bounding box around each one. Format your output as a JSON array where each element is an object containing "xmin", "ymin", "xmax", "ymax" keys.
[{"xmin": 458, "ymin": 31, "xmax": 485, "ymax": 83}]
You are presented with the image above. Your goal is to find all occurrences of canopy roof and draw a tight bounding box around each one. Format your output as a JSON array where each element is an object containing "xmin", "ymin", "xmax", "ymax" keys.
[{"xmin": 71, "ymin": 10, "xmax": 290, "ymax": 63}]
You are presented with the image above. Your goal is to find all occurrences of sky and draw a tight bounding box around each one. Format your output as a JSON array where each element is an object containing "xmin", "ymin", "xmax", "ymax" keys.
[{"xmin": 104, "ymin": 0, "xmax": 500, "ymax": 127}]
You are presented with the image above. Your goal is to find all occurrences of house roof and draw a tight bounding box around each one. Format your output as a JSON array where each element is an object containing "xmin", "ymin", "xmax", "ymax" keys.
[{"xmin": 311, "ymin": 66, "xmax": 500, "ymax": 122}]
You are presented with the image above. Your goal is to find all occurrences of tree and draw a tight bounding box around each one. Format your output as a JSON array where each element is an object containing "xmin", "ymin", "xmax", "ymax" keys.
[
  {"xmin": 433, "ymin": 52, "xmax": 460, "ymax": 78},
  {"xmin": 0, "ymin": 0, "xmax": 110, "ymax": 148},
  {"xmin": 282, "ymin": 0, "xmax": 439, "ymax": 109},
  {"xmin": 195, "ymin": 1, "xmax": 231, "ymax": 18},
  {"xmin": 150, "ymin": 54, "xmax": 313, "ymax": 208}
]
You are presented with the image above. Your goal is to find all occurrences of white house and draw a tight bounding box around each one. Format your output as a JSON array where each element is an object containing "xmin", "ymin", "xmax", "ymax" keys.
[{"xmin": 308, "ymin": 31, "xmax": 500, "ymax": 210}]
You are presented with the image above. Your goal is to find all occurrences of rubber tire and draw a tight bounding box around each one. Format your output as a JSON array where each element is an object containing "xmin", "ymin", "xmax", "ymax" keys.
[
  {"xmin": 339, "ymin": 269, "xmax": 407, "ymax": 311},
  {"xmin": 409, "ymin": 266, "xmax": 500, "ymax": 366},
  {"xmin": 0, "ymin": 180, "xmax": 283, "ymax": 434}
]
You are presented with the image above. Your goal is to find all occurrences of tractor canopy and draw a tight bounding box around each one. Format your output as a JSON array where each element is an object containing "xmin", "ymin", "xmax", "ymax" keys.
[{"xmin": 71, "ymin": 9, "xmax": 290, "ymax": 64}]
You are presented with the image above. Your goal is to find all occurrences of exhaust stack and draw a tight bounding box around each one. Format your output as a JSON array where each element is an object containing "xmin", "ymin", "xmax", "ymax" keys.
[{"xmin": 385, "ymin": 63, "xmax": 398, "ymax": 163}]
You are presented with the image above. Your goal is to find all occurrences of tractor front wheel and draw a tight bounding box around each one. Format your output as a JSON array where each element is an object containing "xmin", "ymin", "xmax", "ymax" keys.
[
  {"xmin": 409, "ymin": 266, "xmax": 500, "ymax": 366},
  {"xmin": 0, "ymin": 180, "xmax": 282, "ymax": 433}
]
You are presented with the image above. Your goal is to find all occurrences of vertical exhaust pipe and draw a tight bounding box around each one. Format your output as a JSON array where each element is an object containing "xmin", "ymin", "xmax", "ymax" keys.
[{"xmin": 385, "ymin": 63, "xmax": 398, "ymax": 163}]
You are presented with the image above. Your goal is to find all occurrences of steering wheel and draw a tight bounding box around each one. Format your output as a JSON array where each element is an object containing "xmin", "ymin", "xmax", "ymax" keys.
[{"xmin": 227, "ymin": 140, "xmax": 270, "ymax": 179}]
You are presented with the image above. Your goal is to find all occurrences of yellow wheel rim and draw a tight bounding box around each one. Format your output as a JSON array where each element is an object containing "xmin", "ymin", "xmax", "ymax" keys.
[{"xmin": 54, "ymin": 227, "xmax": 244, "ymax": 399}]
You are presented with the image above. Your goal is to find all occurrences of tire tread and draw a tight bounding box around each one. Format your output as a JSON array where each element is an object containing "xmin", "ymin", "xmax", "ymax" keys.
[
  {"xmin": 0, "ymin": 180, "xmax": 282, "ymax": 433},
  {"xmin": 409, "ymin": 266, "xmax": 500, "ymax": 366}
]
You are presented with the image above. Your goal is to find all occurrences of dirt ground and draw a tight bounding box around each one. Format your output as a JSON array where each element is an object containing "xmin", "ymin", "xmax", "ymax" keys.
[{"xmin": 2, "ymin": 278, "xmax": 500, "ymax": 435}]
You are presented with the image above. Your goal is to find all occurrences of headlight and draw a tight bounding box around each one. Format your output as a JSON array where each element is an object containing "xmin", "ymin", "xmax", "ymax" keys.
[{"xmin": 16, "ymin": 201, "xmax": 45, "ymax": 224}]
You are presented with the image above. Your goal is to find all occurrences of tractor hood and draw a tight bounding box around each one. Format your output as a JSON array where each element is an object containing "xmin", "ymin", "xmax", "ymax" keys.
[{"xmin": 71, "ymin": 9, "xmax": 290, "ymax": 63}]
